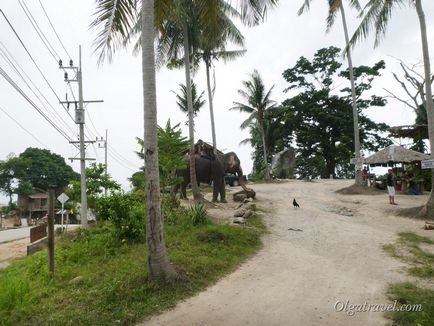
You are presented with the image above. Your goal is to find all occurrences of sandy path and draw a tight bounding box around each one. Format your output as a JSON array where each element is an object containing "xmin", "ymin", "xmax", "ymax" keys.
[{"xmin": 142, "ymin": 179, "xmax": 433, "ymax": 326}]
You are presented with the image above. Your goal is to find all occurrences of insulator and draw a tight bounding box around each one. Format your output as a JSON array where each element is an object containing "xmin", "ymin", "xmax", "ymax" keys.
[
  {"xmin": 64, "ymin": 72, "xmax": 68, "ymax": 80},
  {"xmin": 69, "ymin": 59, "xmax": 73, "ymax": 67},
  {"xmin": 58, "ymin": 59, "xmax": 63, "ymax": 67}
]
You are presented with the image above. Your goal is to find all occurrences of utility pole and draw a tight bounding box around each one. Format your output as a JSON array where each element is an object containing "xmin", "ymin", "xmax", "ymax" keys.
[{"xmin": 59, "ymin": 45, "xmax": 103, "ymax": 228}]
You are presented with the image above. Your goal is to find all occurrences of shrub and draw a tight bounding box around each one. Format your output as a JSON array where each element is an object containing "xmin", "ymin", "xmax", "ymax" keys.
[
  {"xmin": 95, "ymin": 193, "xmax": 145, "ymax": 243},
  {"xmin": 189, "ymin": 203, "xmax": 208, "ymax": 226}
]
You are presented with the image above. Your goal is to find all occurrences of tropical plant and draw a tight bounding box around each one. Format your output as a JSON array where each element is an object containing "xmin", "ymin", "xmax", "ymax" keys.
[
  {"xmin": 173, "ymin": 81, "xmax": 206, "ymax": 124},
  {"xmin": 298, "ymin": 0, "xmax": 363, "ymax": 184},
  {"xmin": 231, "ymin": 70, "xmax": 276, "ymax": 180},
  {"xmin": 0, "ymin": 154, "xmax": 30, "ymax": 208},
  {"xmin": 189, "ymin": 202, "xmax": 208, "ymax": 225},
  {"xmin": 90, "ymin": 0, "xmax": 278, "ymax": 281},
  {"xmin": 349, "ymin": 0, "xmax": 434, "ymax": 215}
]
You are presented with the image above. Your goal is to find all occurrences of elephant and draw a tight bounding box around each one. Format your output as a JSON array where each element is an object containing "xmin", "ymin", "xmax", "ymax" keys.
[
  {"xmin": 174, "ymin": 154, "xmax": 226, "ymax": 203},
  {"xmin": 223, "ymin": 152, "xmax": 253, "ymax": 193}
]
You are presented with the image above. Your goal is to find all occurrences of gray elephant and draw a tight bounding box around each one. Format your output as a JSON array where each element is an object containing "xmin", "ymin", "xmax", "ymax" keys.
[
  {"xmin": 223, "ymin": 152, "xmax": 253, "ymax": 193},
  {"xmin": 174, "ymin": 154, "xmax": 226, "ymax": 202}
]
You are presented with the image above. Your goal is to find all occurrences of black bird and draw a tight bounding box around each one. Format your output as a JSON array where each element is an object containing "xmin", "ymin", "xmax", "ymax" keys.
[{"xmin": 293, "ymin": 198, "xmax": 300, "ymax": 208}]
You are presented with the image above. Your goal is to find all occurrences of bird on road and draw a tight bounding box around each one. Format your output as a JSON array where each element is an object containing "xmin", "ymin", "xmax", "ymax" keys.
[{"xmin": 293, "ymin": 198, "xmax": 300, "ymax": 208}]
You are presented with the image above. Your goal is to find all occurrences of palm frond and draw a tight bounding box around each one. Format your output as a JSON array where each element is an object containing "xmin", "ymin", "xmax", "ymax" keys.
[
  {"xmin": 297, "ymin": 0, "xmax": 312, "ymax": 15},
  {"xmin": 90, "ymin": 0, "xmax": 138, "ymax": 64}
]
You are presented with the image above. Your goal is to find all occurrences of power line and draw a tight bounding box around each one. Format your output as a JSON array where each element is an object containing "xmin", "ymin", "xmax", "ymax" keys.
[
  {"xmin": 38, "ymin": 0, "xmax": 72, "ymax": 60},
  {"xmin": 0, "ymin": 104, "xmax": 47, "ymax": 147},
  {"xmin": 0, "ymin": 9, "xmax": 73, "ymax": 119},
  {"xmin": 0, "ymin": 42, "xmax": 76, "ymax": 136},
  {"xmin": 18, "ymin": 0, "xmax": 60, "ymax": 63},
  {"xmin": 0, "ymin": 65, "xmax": 73, "ymax": 142}
]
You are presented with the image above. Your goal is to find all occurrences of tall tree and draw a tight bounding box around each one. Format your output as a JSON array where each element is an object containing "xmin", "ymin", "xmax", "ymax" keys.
[
  {"xmin": 281, "ymin": 47, "xmax": 390, "ymax": 178},
  {"xmin": 91, "ymin": 0, "xmax": 278, "ymax": 281},
  {"xmin": 173, "ymin": 81, "xmax": 206, "ymax": 124},
  {"xmin": 232, "ymin": 70, "xmax": 276, "ymax": 181},
  {"xmin": 0, "ymin": 154, "xmax": 30, "ymax": 208},
  {"xmin": 349, "ymin": 0, "xmax": 434, "ymax": 215},
  {"xmin": 91, "ymin": 0, "xmax": 176, "ymax": 281},
  {"xmin": 298, "ymin": 0, "xmax": 363, "ymax": 184},
  {"xmin": 19, "ymin": 147, "xmax": 78, "ymax": 192}
]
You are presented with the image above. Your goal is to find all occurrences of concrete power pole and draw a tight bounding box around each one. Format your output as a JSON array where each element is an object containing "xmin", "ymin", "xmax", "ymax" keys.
[
  {"xmin": 98, "ymin": 129, "xmax": 108, "ymax": 196},
  {"xmin": 59, "ymin": 45, "xmax": 103, "ymax": 228}
]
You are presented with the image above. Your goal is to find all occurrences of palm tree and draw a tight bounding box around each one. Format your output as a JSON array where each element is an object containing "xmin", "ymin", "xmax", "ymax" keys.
[
  {"xmin": 196, "ymin": 4, "xmax": 246, "ymax": 153},
  {"xmin": 231, "ymin": 70, "xmax": 276, "ymax": 181},
  {"xmin": 90, "ymin": 0, "xmax": 278, "ymax": 280},
  {"xmin": 298, "ymin": 0, "xmax": 363, "ymax": 185},
  {"xmin": 349, "ymin": 0, "xmax": 434, "ymax": 215},
  {"xmin": 173, "ymin": 81, "xmax": 206, "ymax": 121},
  {"xmin": 91, "ymin": 0, "xmax": 176, "ymax": 281}
]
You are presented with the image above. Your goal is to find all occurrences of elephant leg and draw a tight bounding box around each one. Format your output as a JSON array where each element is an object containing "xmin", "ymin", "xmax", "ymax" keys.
[{"xmin": 212, "ymin": 182, "xmax": 219, "ymax": 202}]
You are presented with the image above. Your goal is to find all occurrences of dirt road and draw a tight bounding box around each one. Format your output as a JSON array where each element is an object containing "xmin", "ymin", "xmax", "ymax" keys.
[{"xmin": 142, "ymin": 179, "xmax": 433, "ymax": 326}]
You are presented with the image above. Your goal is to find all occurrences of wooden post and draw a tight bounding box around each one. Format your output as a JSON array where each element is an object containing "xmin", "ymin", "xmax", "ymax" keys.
[{"xmin": 48, "ymin": 189, "xmax": 55, "ymax": 275}]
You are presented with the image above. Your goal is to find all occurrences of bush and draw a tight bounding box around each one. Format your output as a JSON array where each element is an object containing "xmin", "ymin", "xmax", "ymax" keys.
[
  {"xmin": 189, "ymin": 203, "xmax": 208, "ymax": 226},
  {"xmin": 95, "ymin": 193, "xmax": 145, "ymax": 243}
]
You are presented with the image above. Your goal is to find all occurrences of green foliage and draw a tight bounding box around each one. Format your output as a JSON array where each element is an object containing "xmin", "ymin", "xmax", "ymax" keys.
[
  {"xmin": 0, "ymin": 153, "xmax": 30, "ymax": 207},
  {"xmin": 136, "ymin": 120, "xmax": 189, "ymax": 191},
  {"xmin": 280, "ymin": 46, "xmax": 391, "ymax": 178},
  {"xmin": 95, "ymin": 192, "xmax": 145, "ymax": 243},
  {"xmin": 189, "ymin": 203, "xmax": 208, "ymax": 226},
  {"xmin": 173, "ymin": 82, "xmax": 205, "ymax": 119},
  {"xmin": 66, "ymin": 163, "xmax": 121, "ymax": 209},
  {"xmin": 19, "ymin": 147, "xmax": 78, "ymax": 191},
  {"xmin": 0, "ymin": 208, "xmax": 264, "ymax": 325}
]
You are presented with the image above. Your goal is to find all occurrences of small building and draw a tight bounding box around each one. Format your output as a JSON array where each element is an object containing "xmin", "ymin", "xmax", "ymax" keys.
[{"xmin": 17, "ymin": 188, "xmax": 49, "ymax": 222}]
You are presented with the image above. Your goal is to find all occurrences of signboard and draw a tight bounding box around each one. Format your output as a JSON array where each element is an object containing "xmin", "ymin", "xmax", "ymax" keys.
[
  {"xmin": 30, "ymin": 224, "xmax": 47, "ymax": 243},
  {"xmin": 57, "ymin": 193, "xmax": 69, "ymax": 204},
  {"xmin": 421, "ymin": 159, "xmax": 434, "ymax": 169}
]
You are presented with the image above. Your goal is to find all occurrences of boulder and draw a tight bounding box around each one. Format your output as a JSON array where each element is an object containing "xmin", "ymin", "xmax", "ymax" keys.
[
  {"xmin": 69, "ymin": 276, "xmax": 84, "ymax": 285},
  {"xmin": 243, "ymin": 210, "xmax": 253, "ymax": 219},
  {"xmin": 234, "ymin": 208, "xmax": 247, "ymax": 217},
  {"xmin": 233, "ymin": 193, "xmax": 247, "ymax": 202},
  {"xmin": 233, "ymin": 217, "xmax": 245, "ymax": 224},
  {"xmin": 271, "ymin": 148, "xmax": 296, "ymax": 179}
]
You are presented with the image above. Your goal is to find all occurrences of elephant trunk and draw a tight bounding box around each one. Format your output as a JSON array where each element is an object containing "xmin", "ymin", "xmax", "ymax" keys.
[{"xmin": 238, "ymin": 165, "xmax": 253, "ymax": 192}]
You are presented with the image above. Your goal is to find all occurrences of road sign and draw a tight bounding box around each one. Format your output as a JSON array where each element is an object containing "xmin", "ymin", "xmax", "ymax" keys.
[
  {"xmin": 421, "ymin": 159, "xmax": 434, "ymax": 169},
  {"xmin": 57, "ymin": 193, "xmax": 69, "ymax": 204}
]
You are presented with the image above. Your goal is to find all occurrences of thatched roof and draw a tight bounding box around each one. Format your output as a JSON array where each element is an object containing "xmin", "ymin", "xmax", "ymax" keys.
[{"xmin": 364, "ymin": 145, "xmax": 430, "ymax": 164}]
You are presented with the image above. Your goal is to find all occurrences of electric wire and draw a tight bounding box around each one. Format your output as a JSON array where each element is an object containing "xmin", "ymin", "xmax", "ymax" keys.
[
  {"xmin": 0, "ymin": 104, "xmax": 47, "ymax": 147},
  {"xmin": 18, "ymin": 0, "xmax": 61, "ymax": 63},
  {"xmin": 38, "ymin": 0, "xmax": 72, "ymax": 60},
  {"xmin": 0, "ymin": 65, "xmax": 73, "ymax": 142},
  {"xmin": 0, "ymin": 43, "xmax": 76, "ymax": 136},
  {"xmin": 0, "ymin": 9, "xmax": 74, "ymax": 121}
]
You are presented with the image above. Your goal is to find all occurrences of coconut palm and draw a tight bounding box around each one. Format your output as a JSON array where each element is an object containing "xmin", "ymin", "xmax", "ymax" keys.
[
  {"xmin": 196, "ymin": 4, "xmax": 246, "ymax": 153},
  {"xmin": 90, "ymin": 0, "xmax": 278, "ymax": 280},
  {"xmin": 231, "ymin": 70, "xmax": 276, "ymax": 181},
  {"xmin": 298, "ymin": 0, "xmax": 363, "ymax": 185},
  {"xmin": 349, "ymin": 0, "xmax": 434, "ymax": 215}
]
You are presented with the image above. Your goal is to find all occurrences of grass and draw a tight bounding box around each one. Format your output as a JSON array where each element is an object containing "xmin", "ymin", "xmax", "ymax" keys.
[
  {"xmin": 386, "ymin": 282, "xmax": 434, "ymax": 326},
  {"xmin": 383, "ymin": 232, "xmax": 434, "ymax": 325},
  {"xmin": 0, "ymin": 213, "xmax": 264, "ymax": 326}
]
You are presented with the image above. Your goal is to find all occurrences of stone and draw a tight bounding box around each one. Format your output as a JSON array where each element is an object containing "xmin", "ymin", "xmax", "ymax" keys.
[
  {"xmin": 69, "ymin": 276, "xmax": 84, "ymax": 285},
  {"xmin": 245, "ymin": 203, "xmax": 256, "ymax": 211},
  {"xmin": 271, "ymin": 148, "xmax": 296, "ymax": 179},
  {"xmin": 234, "ymin": 208, "xmax": 247, "ymax": 217},
  {"xmin": 233, "ymin": 193, "xmax": 247, "ymax": 202},
  {"xmin": 243, "ymin": 210, "xmax": 253, "ymax": 219},
  {"xmin": 233, "ymin": 217, "xmax": 245, "ymax": 224}
]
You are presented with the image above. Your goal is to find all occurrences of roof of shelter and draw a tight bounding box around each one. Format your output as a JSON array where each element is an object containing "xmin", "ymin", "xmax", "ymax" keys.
[{"xmin": 364, "ymin": 145, "xmax": 430, "ymax": 164}]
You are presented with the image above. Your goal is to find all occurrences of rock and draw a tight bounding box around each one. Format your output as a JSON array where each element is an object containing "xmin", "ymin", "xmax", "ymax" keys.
[
  {"xmin": 271, "ymin": 148, "xmax": 296, "ymax": 179},
  {"xmin": 69, "ymin": 276, "xmax": 84, "ymax": 285},
  {"xmin": 233, "ymin": 217, "xmax": 245, "ymax": 224},
  {"xmin": 234, "ymin": 208, "xmax": 247, "ymax": 217},
  {"xmin": 243, "ymin": 198, "xmax": 252, "ymax": 203},
  {"xmin": 233, "ymin": 193, "xmax": 247, "ymax": 202},
  {"xmin": 243, "ymin": 210, "xmax": 253, "ymax": 219},
  {"xmin": 245, "ymin": 203, "xmax": 256, "ymax": 211}
]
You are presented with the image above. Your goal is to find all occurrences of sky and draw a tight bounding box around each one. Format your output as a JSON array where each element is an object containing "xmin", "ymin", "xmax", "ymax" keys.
[{"xmin": 0, "ymin": 0, "xmax": 433, "ymax": 204}]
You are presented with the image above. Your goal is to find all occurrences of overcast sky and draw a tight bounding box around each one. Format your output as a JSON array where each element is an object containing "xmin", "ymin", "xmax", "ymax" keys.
[{"xmin": 0, "ymin": 0, "xmax": 433, "ymax": 204}]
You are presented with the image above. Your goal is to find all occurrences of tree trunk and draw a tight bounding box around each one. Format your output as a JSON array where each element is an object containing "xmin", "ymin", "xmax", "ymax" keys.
[
  {"xmin": 415, "ymin": 0, "xmax": 434, "ymax": 216},
  {"xmin": 206, "ymin": 59, "xmax": 218, "ymax": 154},
  {"xmin": 142, "ymin": 0, "xmax": 176, "ymax": 282},
  {"xmin": 183, "ymin": 23, "xmax": 202, "ymax": 201},
  {"xmin": 340, "ymin": 2, "xmax": 362, "ymax": 185},
  {"xmin": 259, "ymin": 118, "xmax": 270, "ymax": 181}
]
